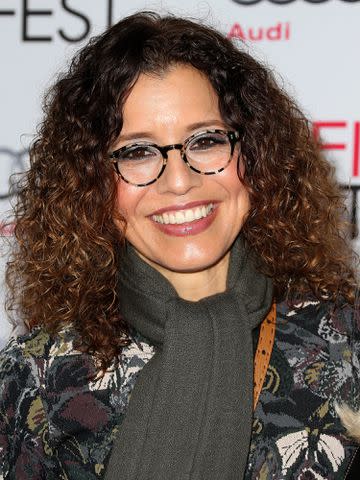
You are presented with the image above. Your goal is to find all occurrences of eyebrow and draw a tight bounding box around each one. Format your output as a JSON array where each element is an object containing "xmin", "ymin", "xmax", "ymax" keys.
[{"xmin": 118, "ymin": 120, "xmax": 227, "ymax": 142}]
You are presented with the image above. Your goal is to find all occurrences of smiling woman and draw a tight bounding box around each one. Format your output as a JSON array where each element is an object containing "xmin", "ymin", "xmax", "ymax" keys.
[
  {"xmin": 0, "ymin": 10, "xmax": 360, "ymax": 480},
  {"xmin": 115, "ymin": 65, "xmax": 249, "ymax": 296}
]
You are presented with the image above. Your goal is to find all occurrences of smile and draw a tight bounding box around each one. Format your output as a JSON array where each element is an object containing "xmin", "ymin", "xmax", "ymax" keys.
[{"xmin": 151, "ymin": 203, "xmax": 214, "ymax": 225}]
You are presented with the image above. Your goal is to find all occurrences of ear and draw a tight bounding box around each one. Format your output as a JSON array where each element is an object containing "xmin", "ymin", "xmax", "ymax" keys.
[{"xmin": 335, "ymin": 402, "xmax": 360, "ymax": 443}]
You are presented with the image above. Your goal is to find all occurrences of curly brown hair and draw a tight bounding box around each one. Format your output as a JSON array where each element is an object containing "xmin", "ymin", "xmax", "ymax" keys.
[{"xmin": 5, "ymin": 11, "xmax": 358, "ymax": 372}]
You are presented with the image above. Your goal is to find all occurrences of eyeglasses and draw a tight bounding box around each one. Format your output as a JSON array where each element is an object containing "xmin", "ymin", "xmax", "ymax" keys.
[{"xmin": 109, "ymin": 129, "xmax": 240, "ymax": 187}]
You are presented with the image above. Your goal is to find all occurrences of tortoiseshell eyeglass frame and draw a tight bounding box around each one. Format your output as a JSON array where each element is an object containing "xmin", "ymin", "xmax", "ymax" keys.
[{"xmin": 109, "ymin": 129, "xmax": 241, "ymax": 187}]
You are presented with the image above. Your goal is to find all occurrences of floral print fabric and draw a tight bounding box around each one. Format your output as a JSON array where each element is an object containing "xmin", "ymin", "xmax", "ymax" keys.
[
  {"xmin": 0, "ymin": 299, "xmax": 359, "ymax": 479},
  {"xmin": 0, "ymin": 326, "xmax": 155, "ymax": 479},
  {"xmin": 246, "ymin": 299, "xmax": 360, "ymax": 479}
]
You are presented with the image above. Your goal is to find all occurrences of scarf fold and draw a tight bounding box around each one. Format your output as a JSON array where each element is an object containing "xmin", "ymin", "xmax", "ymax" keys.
[{"xmin": 104, "ymin": 236, "xmax": 273, "ymax": 480}]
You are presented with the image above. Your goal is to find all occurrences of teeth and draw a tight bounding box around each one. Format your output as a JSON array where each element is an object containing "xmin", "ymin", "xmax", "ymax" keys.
[
  {"xmin": 185, "ymin": 210, "xmax": 194, "ymax": 222},
  {"xmin": 175, "ymin": 211, "xmax": 185, "ymax": 223},
  {"xmin": 194, "ymin": 208, "xmax": 202, "ymax": 220},
  {"xmin": 152, "ymin": 203, "xmax": 214, "ymax": 225}
]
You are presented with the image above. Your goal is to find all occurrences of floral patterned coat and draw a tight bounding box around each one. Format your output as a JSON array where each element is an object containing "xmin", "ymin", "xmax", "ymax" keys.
[{"xmin": 0, "ymin": 298, "xmax": 359, "ymax": 479}]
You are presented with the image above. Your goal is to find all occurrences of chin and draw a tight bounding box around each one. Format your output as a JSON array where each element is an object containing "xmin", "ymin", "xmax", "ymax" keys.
[{"xmin": 153, "ymin": 251, "xmax": 226, "ymax": 274}]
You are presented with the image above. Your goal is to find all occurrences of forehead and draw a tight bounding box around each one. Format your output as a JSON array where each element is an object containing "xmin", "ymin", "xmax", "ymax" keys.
[{"xmin": 121, "ymin": 65, "xmax": 222, "ymax": 136}]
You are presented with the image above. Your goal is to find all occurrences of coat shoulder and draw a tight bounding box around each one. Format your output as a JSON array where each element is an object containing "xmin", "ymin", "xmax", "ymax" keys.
[{"xmin": 276, "ymin": 295, "xmax": 360, "ymax": 443}]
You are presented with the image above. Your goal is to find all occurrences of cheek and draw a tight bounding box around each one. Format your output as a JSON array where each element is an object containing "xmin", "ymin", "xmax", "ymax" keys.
[
  {"xmin": 115, "ymin": 181, "xmax": 143, "ymax": 222},
  {"xmin": 225, "ymin": 178, "xmax": 250, "ymax": 232},
  {"xmin": 233, "ymin": 183, "xmax": 250, "ymax": 221},
  {"xmin": 237, "ymin": 163, "xmax": 250, "ymax": 216},
  {"xmin": 239, "ymin": 187, "xmax": 250, "ymax": 218},
  {"xmin": 225, "ymin": 156, "xmax": 249, "ymax": 208}
]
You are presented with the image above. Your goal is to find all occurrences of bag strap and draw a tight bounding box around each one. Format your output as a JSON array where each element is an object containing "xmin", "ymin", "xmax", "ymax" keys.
[{"xmin": 253, "ymin": 302, "xmax": 277, "ymax": 410}]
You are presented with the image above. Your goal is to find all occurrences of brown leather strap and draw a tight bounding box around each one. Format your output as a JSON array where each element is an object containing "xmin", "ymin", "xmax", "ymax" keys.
[{"xmin": 253, "ymin": 303, "xmax": 277, "ymax": 410}]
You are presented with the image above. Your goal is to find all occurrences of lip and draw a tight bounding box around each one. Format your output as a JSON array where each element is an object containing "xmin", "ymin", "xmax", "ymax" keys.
[
  {"xmin": 150, "ymin": 204, "xmax": 218, "ymax": 237},
  {"xmin": 149, "ymin": 200, "xmax": 219, "ymax": 216}
]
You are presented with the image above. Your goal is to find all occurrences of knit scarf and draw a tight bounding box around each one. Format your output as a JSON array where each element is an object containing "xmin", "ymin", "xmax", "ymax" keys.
[{"xmin": 104, "ymin": 236, "xmax": 273, "ymax": 480}]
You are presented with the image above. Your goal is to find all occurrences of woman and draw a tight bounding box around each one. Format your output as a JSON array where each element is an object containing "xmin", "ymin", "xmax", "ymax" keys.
[{"xmin": 0, "ymin": 11, "xmax": 359, "ymax": 480}]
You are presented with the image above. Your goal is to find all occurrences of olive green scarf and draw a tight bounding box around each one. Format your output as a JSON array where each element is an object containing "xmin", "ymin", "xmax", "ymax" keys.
[{"xmin": 104, "ymin": 236, "xmax": 272, "ymax": 479}]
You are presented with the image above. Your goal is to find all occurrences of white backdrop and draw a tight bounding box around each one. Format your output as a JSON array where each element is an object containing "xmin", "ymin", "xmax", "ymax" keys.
[{"xmin": 1, "ymin": 0, "xmax": 360, "ymax": 347}]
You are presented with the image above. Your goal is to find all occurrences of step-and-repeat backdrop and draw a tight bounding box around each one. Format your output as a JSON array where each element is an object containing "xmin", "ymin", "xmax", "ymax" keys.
[{"xmin": 1, "ymin": 0, "xmax": 359, "ymax": 347}]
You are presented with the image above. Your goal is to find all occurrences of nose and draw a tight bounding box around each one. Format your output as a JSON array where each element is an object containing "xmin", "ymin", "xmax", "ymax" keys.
[{"xmin": 156, "ymin": 148, "xmax": 201, "ymax": 195}]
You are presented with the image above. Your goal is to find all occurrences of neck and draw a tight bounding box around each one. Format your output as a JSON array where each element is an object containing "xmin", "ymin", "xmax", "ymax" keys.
[{"xmin": 136, "ymin": 250, "xmax": 231, "ymax": 302}]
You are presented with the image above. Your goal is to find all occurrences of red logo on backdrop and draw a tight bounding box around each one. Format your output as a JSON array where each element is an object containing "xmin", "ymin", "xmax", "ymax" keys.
[
  {"xmin": 0, "ymin": 223, "xmax": 14, "ymax": 237},
  {"xmin": 228, "ymin": 22, "xmax": 291, "ymax": 41},
  {"xmin": 312, "ymin": 121, "xmax": 360, "ymax": 176}
]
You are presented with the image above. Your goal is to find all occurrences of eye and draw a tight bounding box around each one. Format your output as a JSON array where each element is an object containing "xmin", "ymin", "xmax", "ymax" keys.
[
  {"xmin": 188, "ymin": 133, "xmax": 228, "ymax": 151},
  {"xmin": 120, "ymin": 145, "xmax": 159, "ymax": 162}
]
